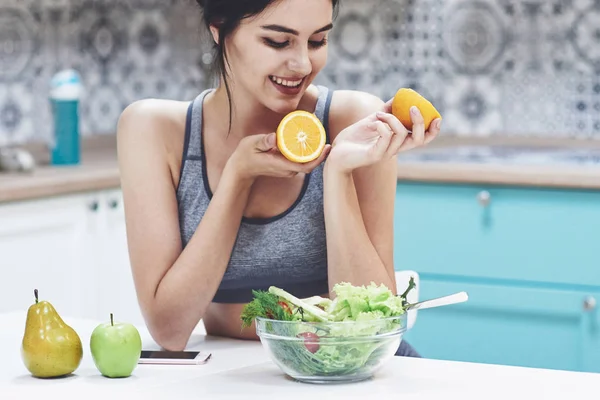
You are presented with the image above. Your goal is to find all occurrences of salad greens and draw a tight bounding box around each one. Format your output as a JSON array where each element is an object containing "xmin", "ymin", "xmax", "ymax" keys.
[
  {"xmin": 240, "ymin": 279, "xmax": 416, "ymax": 377},
  {"xmin": 241, "ymin": 278, "xmax": 415, "ymax": 327}
]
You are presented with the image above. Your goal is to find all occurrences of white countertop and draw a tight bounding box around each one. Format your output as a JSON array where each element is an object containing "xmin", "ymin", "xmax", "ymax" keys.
[{"xmin": 2, "ymin": 312, "xmax": 599, "ymax": 399}]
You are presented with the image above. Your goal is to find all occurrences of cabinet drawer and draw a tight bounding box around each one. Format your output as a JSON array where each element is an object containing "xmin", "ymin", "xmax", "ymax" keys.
[
  {"xmin": 404, "ymin": 278, "xmax": 600, "ymax": 372},
  {"xmin": 394, "ymin": 183, "xmax": 600, "ymax": 287}
]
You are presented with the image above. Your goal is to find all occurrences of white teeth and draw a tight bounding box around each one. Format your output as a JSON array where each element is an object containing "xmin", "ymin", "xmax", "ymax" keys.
[{"xmin": 271, "ymin": 76, "xmax": 302, "ymax": 88}]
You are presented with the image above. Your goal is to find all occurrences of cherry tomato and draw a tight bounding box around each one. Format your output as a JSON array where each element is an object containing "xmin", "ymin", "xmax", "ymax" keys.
[
  {"xmin": 278, "ymin": 301, "xmax": 292, "ymax": 314},
  {"xmin": 297, "ymin": 332, "xmax": 320, "ymax": 353}
]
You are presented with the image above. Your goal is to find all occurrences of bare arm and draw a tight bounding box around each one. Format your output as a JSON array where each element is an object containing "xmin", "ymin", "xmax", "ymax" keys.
[
  {"xmin": 117, "ymin": 100, "xmax": 252, "ymax": 351},
  {"xmin": 323, "ymin": 92, "xmax": 399, "ymax": 294}
]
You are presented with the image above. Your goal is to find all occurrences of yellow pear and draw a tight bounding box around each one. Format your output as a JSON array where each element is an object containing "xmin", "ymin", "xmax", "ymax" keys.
[{"xmin": 21, "ymin": 289, "xmax": 83, "ymax": 378}]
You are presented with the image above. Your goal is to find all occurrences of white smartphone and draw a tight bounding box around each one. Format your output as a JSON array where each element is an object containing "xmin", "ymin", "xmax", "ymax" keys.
[{"xmin": 138, "ymin": 350, "xmax": 212, "ymax": 365}]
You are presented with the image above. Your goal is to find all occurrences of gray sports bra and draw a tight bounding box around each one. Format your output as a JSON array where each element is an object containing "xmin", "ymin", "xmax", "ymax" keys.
[{"xmin": 176, "ymin": 86, "xmax": 334, "ymax": 303}]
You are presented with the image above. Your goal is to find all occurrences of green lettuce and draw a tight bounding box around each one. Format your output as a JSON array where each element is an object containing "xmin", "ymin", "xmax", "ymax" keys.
[{"xmin": 328, "ymin": 281, "xmax": 407, "ymax": 321}]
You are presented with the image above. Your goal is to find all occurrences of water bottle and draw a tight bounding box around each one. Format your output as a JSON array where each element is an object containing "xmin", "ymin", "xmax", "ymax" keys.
[{"xmin": 49, "ymin": 69, "xmax": 84, "ymax": 166}]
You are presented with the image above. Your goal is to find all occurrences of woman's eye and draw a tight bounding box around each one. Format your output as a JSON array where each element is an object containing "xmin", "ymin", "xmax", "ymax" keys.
[
  {"xmin": 263, "ymin": 38, "xmax": 328, "ymax": 50},
  {"xmin": 264, "ymin": 38, "xmax": 289, "ymax": 49},
  {"xmin": 309, "ymin": 38, "xmax": 328, "ymax": 49}
]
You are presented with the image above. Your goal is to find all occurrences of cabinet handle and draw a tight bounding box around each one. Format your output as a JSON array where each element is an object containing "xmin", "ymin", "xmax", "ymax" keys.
[
  {"xmin": 108, "ymin": 199, "xmax": 119, "ymax": 209},
  {"xmin": 583, "ymin": 296, "xmax": 596, "ymax": 311},
  {"xmin": 477, "ymin": 190, "xmax": 491, "ymax": 206},
  {"xmin": 88, "ymin": 200, "xmax": 99, "ymax": 212}
]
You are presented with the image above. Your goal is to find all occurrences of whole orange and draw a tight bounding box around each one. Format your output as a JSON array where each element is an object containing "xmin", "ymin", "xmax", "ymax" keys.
[{"xmin": 391, "ymin": 88, "xmax": 442, "ymax": 131}]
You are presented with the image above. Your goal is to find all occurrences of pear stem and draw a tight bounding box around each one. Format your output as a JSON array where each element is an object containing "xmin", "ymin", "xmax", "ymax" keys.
[
  {"xmin": 34, "ymin": 289, "xmax": 38, "ymax": 304},
  {"xmin": 110, "ymin": 313, "xmax": 114, "ymax": 327}
]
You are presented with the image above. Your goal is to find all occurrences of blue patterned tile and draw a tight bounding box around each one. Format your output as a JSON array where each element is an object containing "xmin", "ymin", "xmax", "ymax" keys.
[
  {"xmin": 568, "ymin": 1, "xmax": 600, "ymax": 72},
  {"xmin": 441, "ymin": 0, "xmax": 511, "ymax": 76},
  {"xmin": 0, "ymin": 82, "xmax": 36, "ymax": 145},
  {"xmin": 444, "ymin": 76, "xmax": 503, "ymax": 136},
  {"xmin": 1, "ymin": 0, "xmax": 600, "ymax": 144}
]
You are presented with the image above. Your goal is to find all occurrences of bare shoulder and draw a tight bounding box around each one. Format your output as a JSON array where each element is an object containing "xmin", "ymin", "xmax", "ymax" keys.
[
  {"xmin": 327, "ymin": 90, "xmax": 385, "ymax": 139},
  {"xmin": 117, "ymin": 98, "xmax": 189, "ymax": 146},
  {"xmin": 117, "ymin": 99, "xmax": 190, "ymax": 186}
]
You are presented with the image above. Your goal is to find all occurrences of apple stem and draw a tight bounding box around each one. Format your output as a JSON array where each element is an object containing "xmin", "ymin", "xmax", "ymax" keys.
[
  {"xmin": 110, "ymin": 313, "xmax": 114, "ymax": 326},
  {"xmin": 34, "ymin": 289, "xmax": 38, "ymax": 304}
]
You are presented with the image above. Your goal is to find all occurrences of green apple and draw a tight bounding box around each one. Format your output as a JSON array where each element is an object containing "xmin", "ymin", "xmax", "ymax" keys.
[{"xmin": 90, "ymin": 313, "xmax": 142, "ymax": 378}]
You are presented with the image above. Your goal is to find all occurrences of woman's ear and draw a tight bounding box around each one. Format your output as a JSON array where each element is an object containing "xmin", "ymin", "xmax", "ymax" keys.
[{"xmin": 209, "ymin": 25, "xmax": 220, "ymax": 45}]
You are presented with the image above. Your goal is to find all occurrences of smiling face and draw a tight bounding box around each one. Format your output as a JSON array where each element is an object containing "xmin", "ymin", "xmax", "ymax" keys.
[{"xmin": 212, "ymin": 0, "xmax": 334, "ymax": 114}]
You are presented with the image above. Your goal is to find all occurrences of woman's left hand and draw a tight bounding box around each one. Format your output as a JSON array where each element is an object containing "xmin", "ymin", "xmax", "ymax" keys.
[{"xmin": 327, "ymin": 99, "xmax": 441, "ymax": 173}]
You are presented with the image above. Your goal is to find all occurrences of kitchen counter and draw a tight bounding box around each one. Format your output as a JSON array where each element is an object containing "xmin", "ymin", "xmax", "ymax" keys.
[
  {"xmin": 1, "ymin": 312, "xmax": 598, "ymax": 399},
  {"xmin": 2, "ymin": 135, "xmax": 600, "ymax": 205},
  {"xmin": 0, "ymin": 135, "xmax": 120, "ymax": 204},
  {"xmin": 396, "ymin": 136, "xmax": 600, "ymax": 189}
]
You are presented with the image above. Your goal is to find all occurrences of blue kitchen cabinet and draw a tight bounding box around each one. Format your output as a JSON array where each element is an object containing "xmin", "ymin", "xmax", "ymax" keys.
[
  {"xmin": 404, "ymin": 279, "xmax": 600, "ymax": 372},
  {"xmin": 394, "ymin": 182, "xmax": 600, "ymax": 372}
]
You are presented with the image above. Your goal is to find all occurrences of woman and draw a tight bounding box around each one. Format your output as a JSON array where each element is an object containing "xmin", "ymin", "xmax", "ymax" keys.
[{"xmin": 117, "ymin": 0, "xmax": 440, "ymax": 357}]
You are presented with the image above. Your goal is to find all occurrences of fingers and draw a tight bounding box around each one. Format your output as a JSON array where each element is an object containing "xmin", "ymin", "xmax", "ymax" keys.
[
  {"xmin": 375, "ymin": 112, "xmax": 410, "ymax": 159},
  {"xmin": 425, "ymin": 118, "xmax": 442, "ymax": 145},
  {"xmin": 289, "ymin": 144, "xmax": 332, "ymax": 174},
  {"xmin": 272, "ymin": 144, "xmax": 332, "ymax": 176},
  {"xmin": 301, "ymin": 144, "xmax": 332, "ymax": 171},
  {"xmin": 385, "ymin": 130, "xmax": 409, "ymax": 159},
  {"xmin": 396, "ymin": 120, "xmax": 441, "ymax": 153},
  {"xmin": 255, "ymin": 133, "xmax": 276, "ymax": 152},
  {"xmin": 410, "ymin": 106, "xmax": 426, "ymax": 145},
  {"xmin": 373, "ymin": 110, "xmax": 442, "ymax": 156},
  {"xmin": 376, "ymin": 111, "xmax": 408, "ymax": 136},
  {"xmin": 369, "ymin": 120, "xmax": 394, "ymax": 160},
  {"xmin": 382, "ymin": 98, "xmax": 393, "ymax": 114}
]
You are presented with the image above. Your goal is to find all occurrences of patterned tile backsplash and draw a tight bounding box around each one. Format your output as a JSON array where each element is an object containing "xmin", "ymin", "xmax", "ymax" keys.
[{"xmin": 1, "ymin": 0, "xmax": 599, "ymax": 146}]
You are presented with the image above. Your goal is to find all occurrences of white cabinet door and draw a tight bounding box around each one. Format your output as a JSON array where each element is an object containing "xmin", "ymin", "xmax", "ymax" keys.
[
  {"xmin": 92, "ymin": 189, "xmax": 145, "ymax": 326},
  {"xmin": 0, "ymin": 194, "xmax": 92, "ymax": 318},
  {"xmin": 0, "ymin": 188, "xmax": 187, "ymax": 331}
]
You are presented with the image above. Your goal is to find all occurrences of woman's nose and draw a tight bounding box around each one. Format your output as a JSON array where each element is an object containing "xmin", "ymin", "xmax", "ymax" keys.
[{"xmin": 287, "ymin": 49, "xmax": 312, "ymax": 76}]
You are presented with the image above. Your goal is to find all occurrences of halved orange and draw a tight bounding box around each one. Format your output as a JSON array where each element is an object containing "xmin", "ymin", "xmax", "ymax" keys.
[
  {"xmin": 392, "ymin": 88, "xmax": 442, "ymax": 131},
  {"xmin": 276, "ymin": 110, "xmax": 326, "ymax": 163}
]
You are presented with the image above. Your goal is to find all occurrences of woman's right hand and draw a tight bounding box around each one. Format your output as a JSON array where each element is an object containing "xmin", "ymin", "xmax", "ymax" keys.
[{"xmin": 226, "ymin": 132, "xmax": 331, "ymax": 181}]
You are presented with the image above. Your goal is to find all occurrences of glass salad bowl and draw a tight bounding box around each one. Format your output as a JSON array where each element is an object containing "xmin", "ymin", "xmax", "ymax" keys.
[{"xmin": 255, "ymin": 313, "xmax": 407, "ymax": 384}]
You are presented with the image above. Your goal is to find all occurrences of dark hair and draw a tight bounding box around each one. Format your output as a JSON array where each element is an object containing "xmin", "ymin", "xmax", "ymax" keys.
[{"xmin": 196, "ymin": 0, "xmax": 340, "ymax": 132}]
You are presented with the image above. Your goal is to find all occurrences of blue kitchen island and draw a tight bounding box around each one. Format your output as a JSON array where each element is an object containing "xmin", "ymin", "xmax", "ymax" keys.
[{"xmin": 395, "ymin": 139, "xmax": 600, "ymax": 373}]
